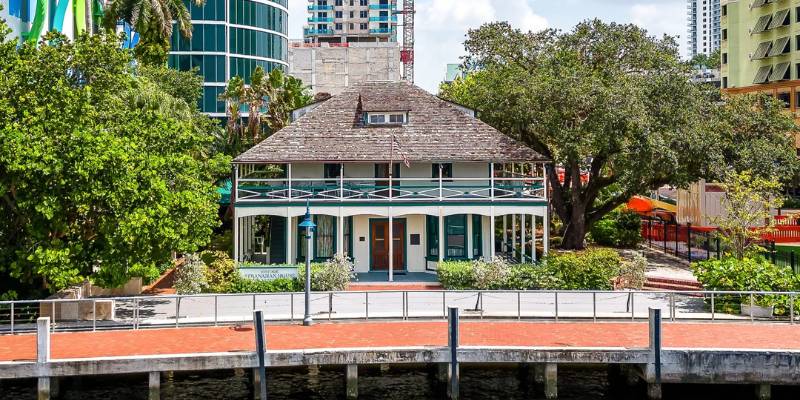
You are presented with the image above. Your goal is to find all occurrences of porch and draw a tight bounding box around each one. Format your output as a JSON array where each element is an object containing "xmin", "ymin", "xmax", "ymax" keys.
[{"xmin": 233, "ymin": 204, "xmax": 550, "ymax": 280}]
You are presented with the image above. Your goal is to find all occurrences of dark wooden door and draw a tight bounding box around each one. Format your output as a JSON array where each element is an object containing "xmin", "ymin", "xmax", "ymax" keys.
[{"xmin": 371, "ymin": 220, "xmax": 405, "ymax": 271}]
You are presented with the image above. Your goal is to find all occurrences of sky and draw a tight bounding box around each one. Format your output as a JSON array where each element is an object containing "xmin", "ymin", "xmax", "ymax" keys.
[{"xmin": 288, "ymin": 0, "xmax": 687, "ymax": 93}]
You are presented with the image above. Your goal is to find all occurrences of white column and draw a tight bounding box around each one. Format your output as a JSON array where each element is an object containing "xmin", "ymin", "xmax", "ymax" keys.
[
  {"xmin": 388, "ymin": 208, "xmax": 394, "ymax": 282},
  {"xmin": 286, "ymin": 213, "xmax": 292, "ymax": 264},
  {"xmin": 532, "ymin": 215, "xmax": 537, "ymax": 262},
  {"xmin": 489, "ymin": 207, "xmax": 495, "ymax": 260},
  {"xmin": 466, "ymin": 214, "xmax": 473, "ymax": 259},
  {"xmin": 544, "ymin": 211, "xmax": 550, "ymax": 256},
  {"xmin": 521, "ymin": 214, "xmax": 527, "ymax": 263},
  {"xmin": 233, "ymin": 210, "xmax": 240, "ymax": 263},
  {"xmin": 287, "ymin": 164, "xmax": 292, "ymax": 200},
  {"xmin": 438, "ymin": 207, "xmax": 445, "ymax": 264},
  {"xmin": 502, "ymin": 215, "xmax": 507, "ymax": 254},
  {"xmin": 338, "ymin": 208, "xmax": 345, "ymax": 257},
  {"xmin": 511, "ymin": 214, "xmax": 517, "ymax": 259}
]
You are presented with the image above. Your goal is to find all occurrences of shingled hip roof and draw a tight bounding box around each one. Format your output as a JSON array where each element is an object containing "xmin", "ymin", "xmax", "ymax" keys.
[{"xmin": 234, "ymin": 81, "xmax": 548, "ymax": 163}]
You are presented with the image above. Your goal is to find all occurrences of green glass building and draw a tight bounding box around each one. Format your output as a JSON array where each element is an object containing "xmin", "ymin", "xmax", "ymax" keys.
[{"xmin": 167, "ymin": 0, "xmax": 289, "ymax": 116}]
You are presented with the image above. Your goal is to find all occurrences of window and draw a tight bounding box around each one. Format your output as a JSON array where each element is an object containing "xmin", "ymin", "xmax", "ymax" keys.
[
  {"xmin": 777, "ymin": 91, "xmax": 791, "ymax": 108},
  {"xmin": 360, "ymin": 23, "xmax": 368, "ymax": 30},
  {"xmin": 360, "ymin": 0, "xmax": 368, "ymax": 5},
  {"xmin": 426, "ymin": 216, "xmax": 439, "ymax": 258},
  {"xmin": 335, "ymin": 11, "xmax": 342, "ymax": 18},
  {"xmin": 336, "ymin": 0, "xmax": 342, "ymax": 5},
  {"xmin": 343, "ymin": 217, "xmax": 353, "ymax": 256},
  {"xmin": 432, "ymin": 163, "xmax": 453, "ymax": 182},
  {"xmin": 722, "ymin": 5, "xmax": 727, "ymax": 16},
  {"xmin": 324, "ymin": 163, "xmax": 341, "ymax": 183},
  {"xmin": 369, "ymin": 114, "xmax": 386, "ymax": 124},
  {"xmin": 722, "ymin": 29, "xmax": 727, "ymax": 40},
  {"xmin": 360, "ymin": 10, "xmax": 368, "ymax": 18},
  {"xmin": 297, "ymin": 215, "xmax": 336, "ymax": 261},
  {"xmin": 722, "ymin": 77, "xmax": 728, "ymax": 89},
  {"xmin": 367, "ymin": 113, "xmax": 407, "ymax": 125},
  {"xmin": 472, "ymin": 215, "xmax": 483, "ymax": 258},
  {"xmin": 722, "ymin": 53, "xmax": 728, "ymax": 64},
  {"xmin": 335, "ymin": 23, "xmax": 343, "ymax": 30},
  {"xmin": 389, "ymin": 114, "xmax": 405, "ymax": 123},
  {"xmin": 445, "ymin": 215, "xmax": 467, "ymax": 259}
]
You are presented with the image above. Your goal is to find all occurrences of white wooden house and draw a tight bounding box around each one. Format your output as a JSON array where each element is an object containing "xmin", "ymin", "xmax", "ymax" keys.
[{"xmin": 231, "ymin": 82, "xmax": 550, "ymax": 279}]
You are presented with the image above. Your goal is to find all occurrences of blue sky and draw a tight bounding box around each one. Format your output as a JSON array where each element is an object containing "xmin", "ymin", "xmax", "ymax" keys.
[{"xmin": 288, "ymin": 0, "xmax": 686, "ymax": 93}]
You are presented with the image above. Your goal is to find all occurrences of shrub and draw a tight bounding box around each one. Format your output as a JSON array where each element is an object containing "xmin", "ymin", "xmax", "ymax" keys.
[
  {"xmin": 589, "ymin": 208, "xmax": 643, "ymax": 248},
  {"xmin": 174, "ymin": 254, "xmax": 208, "ymax": 295},
  {"xmin": 615, "ymin": 252, "xmax": 648, "ymax": 289},
  {"xmin": 506, "ymin": 264, "xmax": 561, "ymax": 290},
  {"xmin": 692, "ymin": 257, "xmax": 800, "ymax": 313},
  {"xmin": 437, "ymin": 261, "xmax": 476, "ymax": 290},
  {"xmin": 231, "ymin": 277, "xmax": 300, "ymax": 293},
  {"xmin": 473, "ymin": 258, "xmax": 511, "ymax": 290},
  {"xmin": 297, "ymin": 254, "xmax": 356, "ymax": 291},
  {"xmin": 200, "ymin": 250, "xmax": 238, "ymax": 293},
  {"xmin": 542, "ymin": 248, "xmax": 622, "ymax": 290}
]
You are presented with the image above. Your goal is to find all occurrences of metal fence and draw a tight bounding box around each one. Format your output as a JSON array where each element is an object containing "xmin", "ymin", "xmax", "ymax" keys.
[{"xmin": 0, "ymin": 289, "xmax": 798, "ymax": 334}]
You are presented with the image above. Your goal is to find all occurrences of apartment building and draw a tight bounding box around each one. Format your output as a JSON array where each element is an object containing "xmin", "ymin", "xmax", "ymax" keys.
[
  {"xmin": 688, "ymin": 0, "xmax": 723, "ymax": 58},
  {"xmin": 304, "ymin": 0, "xmax": 398, "ymax": 43}
]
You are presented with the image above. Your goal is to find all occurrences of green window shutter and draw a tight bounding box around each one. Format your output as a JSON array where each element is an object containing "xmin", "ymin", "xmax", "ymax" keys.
[
  {"xmin": 768, "ymin": 37, "xmax": 790, "ymax": 57},
  {"xmin": 752, "ymin": 14, "xmax": 772, "ymax": 33},
  {"xmin": 472, "ymin": 215, "xmax": 483, "ymax": 259},
  {"xmin": 770, "ymin": 62, "xmax": 790, "ymax": 82},
  {"xmin": 752, "ymin": 41, "xmax": 773, "ymax": 60},
  {"xmin": 754, "ymin": 65, "xmax": 773, "ymax": 84},
  {"xmin": 768, "ymin": 9, "xmax": 790, "ymax": 30}
]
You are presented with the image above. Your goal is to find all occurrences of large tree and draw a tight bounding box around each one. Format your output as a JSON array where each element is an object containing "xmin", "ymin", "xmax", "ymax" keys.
[
  {"xmin": 440, "ymin": 20, "xmax": 798, "ymax": 249},
  {"xmin": 0, "ymin": 28, "xmax": 228, "ymax": 298}
]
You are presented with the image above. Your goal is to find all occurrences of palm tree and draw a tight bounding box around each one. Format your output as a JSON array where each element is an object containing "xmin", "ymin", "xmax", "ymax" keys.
[{"xmin": 103, "ymin": 0, "xmax": 203, "ymax": 65}]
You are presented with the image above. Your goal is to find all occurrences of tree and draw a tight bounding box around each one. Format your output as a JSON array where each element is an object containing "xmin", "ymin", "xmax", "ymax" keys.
[
  {"xmin": 218, "ymin": 67, "xmax": 312, "ymax": 156},
  {"xmin": 0, "ymin": 29, "xmax": 228, "ymax": 298},
  {"xmin": 689, "ymin": 48, "xmax": 720, "ymax": 70},
  {"xmin": 102, "ymin": 0, "xmax": 203, "ymax": 65},
  {"xmin": 714, "ymin": 171, "xmax": 782, "ymax": 260},
  {"xmin": 440, "ymin": 20, "xmax": 798, "ymax": 249}
]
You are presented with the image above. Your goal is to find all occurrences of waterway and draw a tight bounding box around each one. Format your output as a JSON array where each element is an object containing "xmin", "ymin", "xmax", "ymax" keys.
[{"xmin": 2, "ymin": 365, "xmax": 800, "ymax": 399}]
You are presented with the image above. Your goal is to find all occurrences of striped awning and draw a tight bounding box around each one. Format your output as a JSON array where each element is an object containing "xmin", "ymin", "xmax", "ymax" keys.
[
  {"xmin": 752, "ymin": 41, "xmax": 772, "ymax": 59},
  {"xmin": 770, "ymin": 62, "xmax": 790, "ymax": 82},
  {"xmin": 754, "ymin": 65, "xmax": 773, "ymax": 84},
  {"xmin": 751, "ymin": 0, "xmax": 768, "ymax": 9},
  {"xmin": 768, "ymin": 36, "xmax": 790, "ymax": 57},
  {"xmin": 752, "ymin": 15, "xmax": 772, "ymax": 33},
  {"xmin": 768, "ymin": 9, "xmax": 790, "ymax": 29}
]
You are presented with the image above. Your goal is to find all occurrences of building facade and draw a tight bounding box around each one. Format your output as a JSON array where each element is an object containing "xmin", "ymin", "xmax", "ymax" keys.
[
  {"xmin": 2, "ymin": 0, "xmax": 100, "ymax": 43},
  {"xmin": 688, "ymin": 0, "xmax": 722, "ymax": 58},
  {"xmin": 721, "ymin": 0, "xmax": 800, "ymax": 114},
  {"xmin": 231, "ymin": 82, "xmax": 550, "ymax": 279},
  {"xmin": 288, "ymin": 40, "xmax": 401, "ymax": 95},
  {"xmin": 166, "ymin": 0, "xmax": 289, "ymax": 116},
  {"xmin": 304, "ymin": 0, "xmax": 398, "ymax": 43}
]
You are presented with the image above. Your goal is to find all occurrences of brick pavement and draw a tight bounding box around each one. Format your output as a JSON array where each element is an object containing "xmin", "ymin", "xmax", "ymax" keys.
[{"xmin": 2, "ymin": 321, "xmax": 800, "ymax": 363}]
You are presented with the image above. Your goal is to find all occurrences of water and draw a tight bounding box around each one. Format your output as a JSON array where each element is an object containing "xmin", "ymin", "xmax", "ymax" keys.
[{"xmin": 2, "ymin": 365, "xmax": 800, "ymax": 399}]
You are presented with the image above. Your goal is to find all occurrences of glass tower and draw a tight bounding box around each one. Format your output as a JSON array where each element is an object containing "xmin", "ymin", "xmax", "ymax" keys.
[{"xmin": 167, "ymin": 0, "xmax": 289, "ymax": 116}]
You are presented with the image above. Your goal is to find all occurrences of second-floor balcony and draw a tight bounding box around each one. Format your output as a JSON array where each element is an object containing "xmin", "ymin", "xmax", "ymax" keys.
[
  {"xmin": 308, "ymin": 5, "xmax": 334, "ymax": 11},
  {"xmin": 369, "ymin": 15, "xmax": 397, "ymax": 22},
  {"xmin": 369, "ymin": 27, "xmax": 394, "ymax": 34},
  {"xmin": 304, "ymin": 28, "xmax": 334, "ymax": 36},
  {"xmin": 233, "ymin": 163, "xmax": 547, "ymax": 204}
]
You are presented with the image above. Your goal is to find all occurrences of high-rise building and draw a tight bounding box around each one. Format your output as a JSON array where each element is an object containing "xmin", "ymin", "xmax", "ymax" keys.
[
  {"xmin": 167, "ymin": 0, "xmax": 289, "ymax": 116},
  {"xmin": 2, "ymin": 0, "xmax": 101, "ymax": 43},
  {"xmin": 687, "ymin": 0, "xmax": 722, "ymax": 58},
  {"xmin": 304, "ymin": 0, "xmax": 398, "ymax": 43},
  {"xmin": 720, "ymin": 0, "xmax": 800, "ymax": 109}
]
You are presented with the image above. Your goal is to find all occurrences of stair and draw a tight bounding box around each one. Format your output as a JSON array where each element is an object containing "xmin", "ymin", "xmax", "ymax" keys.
[{"xmin": 642, "ymin": 276, "xmax": 703, "ymax": 292}]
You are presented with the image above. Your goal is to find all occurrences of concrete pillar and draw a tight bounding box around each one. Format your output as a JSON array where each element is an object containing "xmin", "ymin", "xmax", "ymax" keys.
[
  {"xmin": 544, "ymin": 363, "xmax": 557, "ymax": 399},
  {"xmin": 388, "ymin": 211, "xmax": 394, "ymax": 282},
  {"xmin": 647, "ymin": 383, "xmax": 662, "ymax": 400},
  {"xmin": 252, "ymin": 369, "xmax": 262, "ymax": 400},
  {"xmin": 756, "ymin": 384, "xmax": 771, "ymax": 400},
  {"xmin": 346, "ymin": 364, "xmax": 358, "ymax": 400},
  {"xmin": 37, "ymin": 377, "xmax": 50, "ymax": 400},
  {"xmin": 149, "ymin": 371, "xmax": 161, "ymax": 400}
]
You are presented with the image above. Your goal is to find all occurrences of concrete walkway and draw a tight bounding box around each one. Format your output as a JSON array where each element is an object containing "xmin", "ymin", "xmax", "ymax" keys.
[{"xmin": 4, "ymin": 321, "xmax": 800, "ymax": 363}]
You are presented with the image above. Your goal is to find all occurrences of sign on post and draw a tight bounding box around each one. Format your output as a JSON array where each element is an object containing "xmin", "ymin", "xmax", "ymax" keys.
[{"xmin": 239, "ymin": 265, "xmax": 299, "ymax": 281}]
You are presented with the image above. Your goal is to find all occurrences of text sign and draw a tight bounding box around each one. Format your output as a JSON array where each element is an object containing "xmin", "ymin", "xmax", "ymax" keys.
[{"xmin": 239, "ymin": 266, "xmax": 298, "ymax": 281}]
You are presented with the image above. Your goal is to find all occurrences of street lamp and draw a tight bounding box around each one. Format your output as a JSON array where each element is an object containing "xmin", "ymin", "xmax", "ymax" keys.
[{"xmin": 298, "ymin": 202, "xmax": 316, "ymax": 326}]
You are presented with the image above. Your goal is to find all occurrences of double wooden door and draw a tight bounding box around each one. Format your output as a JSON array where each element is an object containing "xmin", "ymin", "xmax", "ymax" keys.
[{"xmin": 371, "ymin": 220, "xmax": 405, "ymax": 271}]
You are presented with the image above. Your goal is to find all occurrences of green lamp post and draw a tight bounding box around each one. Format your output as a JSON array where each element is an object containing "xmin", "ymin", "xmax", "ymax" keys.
[{"xmin": 298, "ymin": 201, "xmax": 316, "ymax": 326}]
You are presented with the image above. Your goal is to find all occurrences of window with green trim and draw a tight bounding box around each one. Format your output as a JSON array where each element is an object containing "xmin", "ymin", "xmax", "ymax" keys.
[
  {"xmin": 445, "ymin": 215, "xmax": 467, "ymax": 259},
  {"xmin": 472, "ymin": 215, "xmax": 482, "ymax": 258},
  {"xmin": 296, "ymin": 215, "xmax": 340, "ymax": 261},
  {"xmin": 426, "ymin": 215, "xmax": 439, "ymax": 259}
]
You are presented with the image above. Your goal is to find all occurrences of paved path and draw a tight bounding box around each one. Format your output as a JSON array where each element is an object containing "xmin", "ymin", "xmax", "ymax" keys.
[{"xmin": 4, "ymin": 321, "xmax": 800, "ymax": 362}]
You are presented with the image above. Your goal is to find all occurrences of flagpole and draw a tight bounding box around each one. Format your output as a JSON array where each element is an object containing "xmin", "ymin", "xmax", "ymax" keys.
[{"xmin": 389, "ymin": 133, "xmax": 394, "ymax": 282}]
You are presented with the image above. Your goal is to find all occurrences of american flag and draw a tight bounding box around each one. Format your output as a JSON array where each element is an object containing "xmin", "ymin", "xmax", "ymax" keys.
[{"xmin": 391, "ymin": 134, "xmax": 411, "ymax": 168}]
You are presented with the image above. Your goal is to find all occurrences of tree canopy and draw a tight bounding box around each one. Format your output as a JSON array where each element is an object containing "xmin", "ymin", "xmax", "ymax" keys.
[
  {"xmin": 440, "ymin": 20, "xmax": 798, "ymax": 249},
  {"xmin": 0, "ymin": 26, "xmax": 228, "ymax": 298}
]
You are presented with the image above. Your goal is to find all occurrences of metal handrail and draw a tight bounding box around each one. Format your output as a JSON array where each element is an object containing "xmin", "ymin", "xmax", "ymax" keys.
[{"xmin": 0, "ymin": 289, "xmax": 796, "ymax": 335}]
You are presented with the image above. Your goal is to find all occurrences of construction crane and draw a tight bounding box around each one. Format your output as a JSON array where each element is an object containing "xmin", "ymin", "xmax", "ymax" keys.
[{"xmin": 396, "ymin": 0, "xmax": 415, "ymax": 84}]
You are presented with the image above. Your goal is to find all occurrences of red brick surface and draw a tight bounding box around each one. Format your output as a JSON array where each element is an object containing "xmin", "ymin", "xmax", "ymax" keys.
[{"xmin": 3, "ymin": 321, "xmax": 800, "ymax": 362}]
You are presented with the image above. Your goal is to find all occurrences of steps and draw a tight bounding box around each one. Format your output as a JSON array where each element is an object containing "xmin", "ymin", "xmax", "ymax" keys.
[{"xmin": 643, "ymin": 276, "xmax": 703, "ymax": 292}]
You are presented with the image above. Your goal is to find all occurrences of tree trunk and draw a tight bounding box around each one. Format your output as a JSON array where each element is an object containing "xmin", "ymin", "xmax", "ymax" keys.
[{"xmin": 560, "ymin": 207, "xmax": 588, "ymax": 250}]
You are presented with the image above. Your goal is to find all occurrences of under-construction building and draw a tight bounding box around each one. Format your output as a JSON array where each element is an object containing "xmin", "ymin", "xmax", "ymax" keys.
[{"xmin": 304, "ymin": 0, "xmax": 398, "ymax": 43}]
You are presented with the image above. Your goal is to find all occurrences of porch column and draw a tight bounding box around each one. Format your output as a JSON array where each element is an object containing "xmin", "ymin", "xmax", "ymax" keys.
[
  {"xmin": 489, "ymin": 207, "xmax": 495, "ymax": 260},
  {"xmin": 389, "ymin": 208, "xmax": 394, "ymax": 282},
  {"xmin": 286, "ymin": 213, "xmax": 293, "ymax": 264},
  {"xmin": 438, "ymin": 207, "xmax": 445, "ymax": 264},
  {"xmin": 511, "ymin": 215, "xmax": 517, "ymax": 260},
  {"xmin": 466, "ymin": 214, "xmax": 473, "ymax": 259},
  {"xmin": 502, "ymin": 215, "xmax": 508, "ymax": 254},
  {"xmin": 532, "ymin": 216, "xmax": 537, "ymax": 262},
  {"xmin": 233, "ymin": 210, "xmax": 240, "ymax": 262},
  {"xmin": 521, "ymin": 214, "xmax": 526, "ymax": 262},
  {"xmin": 338, "ymin": 208, "xmax": 345, "ymax": 257},
  {"xmin": 544, "ymin": 210, "xmax": 550, "ymax": 256}
]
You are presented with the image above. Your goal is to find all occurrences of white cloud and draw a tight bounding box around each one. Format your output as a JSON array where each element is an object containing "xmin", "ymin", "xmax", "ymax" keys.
[{"xmin": 629, "ymin": 3, "xmax": 686, "ymax": 55}]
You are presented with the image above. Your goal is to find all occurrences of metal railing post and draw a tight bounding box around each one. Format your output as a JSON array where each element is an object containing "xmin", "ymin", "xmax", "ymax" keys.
[
  {"xmin": 791, "ymin": 294, "xmax": 795, "ymax": 325},
  {"xmin": 554, "ymin": 292, "xmax": 559, "ymax": 322},
  {"xmin": 592, "ymin": 292, "xmax": 597, "ymax": 322},
  {"xmin": 365, "ymin": 292, "xmax": 369, "ymax": 320},
  {"xmin": 214, "ymin": 295, "xmax": 218, "ymax": 326},
  {"xmin": 442, "ymin": 292, "xmax": 446, "ymax": 319},
  {"xmin": 670, "ymin": 293, "xmax": 675, "ymax": 322},
  {"xmin": 517, "ymin": 291, "xmax": 521, "ymax": 320},
  {"xmin": 290, "ymin": 293, "xmax": 295, "ymax": 322},
  {"xmin": 750, "ymin": 293, "xmax": 755, "ymax": 322},
  {"xmin": 674, "ymin": 223, "xmax": 679, "ymax": 256},
  {"xmin": 329, "ymin": 293, "xmax": 333, "ymax": 321},
  {"xmin": 134, "ymin": 297, "xmax": 139, "ymax": 330},
  {"xmin": 687, "ymin": 223, "xmax": 692, "ymax": 262},
  {"xmin": 705, "ymin": 232, "xmax": 710, "ymax": 260},
  {"xmin": 631, "ymin": 292, "xmax": 635, "ymax": 320},
  {"xmin": 92, "ymin": 300, "xmax": 96, "ymax": 332},
  {"xmin": 175, "ymin": 297, "xmax": 180, "ymax": 328},
  {"xmin": 711, "ymin": 293, "xmax": 715, "ymax": 321},
  {"xmin": 10, "ymin": 303, "xmax": 14, "ymax": 334},
  {"xmin": 403, "ymin": 292, "xmax": 407, "ymax": 320},
  {"xmin": 663, "ymin": 222, "xmax": 667, "ymax": 253}
]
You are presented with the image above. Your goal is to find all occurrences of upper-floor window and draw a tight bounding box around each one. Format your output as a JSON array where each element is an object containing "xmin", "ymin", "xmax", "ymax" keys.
[{"xmin": 367, "ymin": 112, "xmax": 408, "ymax": 125}]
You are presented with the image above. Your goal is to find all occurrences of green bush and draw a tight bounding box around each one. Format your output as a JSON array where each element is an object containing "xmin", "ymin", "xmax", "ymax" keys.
[
  {"xmin": 589, "ymin": 209, "xmax": 643, "ymax": 248},
  {"xmin": 506, "ymin": 264, "xmax": 561, "ymax": 290},
  {"xmin": 438, "ymin": 261, "xmax": 477, "ymax": 290},
  {"xmin": 174, "ymin": 254, "xmax": 208, "ymax": 295},
  {"xmin": 542, "ymin": 248, "xmax": 623, "ymax": 290},
  {"xmin": 200, "ymin": 250, "xmax": 238, "ymax": 293},
  {"xmin": 230, "ymin": 277, "xmax": 300, "ymax": 293},
  {"xmin": 692, "ymin": 257, "xmax": 800, "ymax": 314},
  {"xmin": 297, "ymin": 254, "xmax": 356, "ymax": 291}
]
